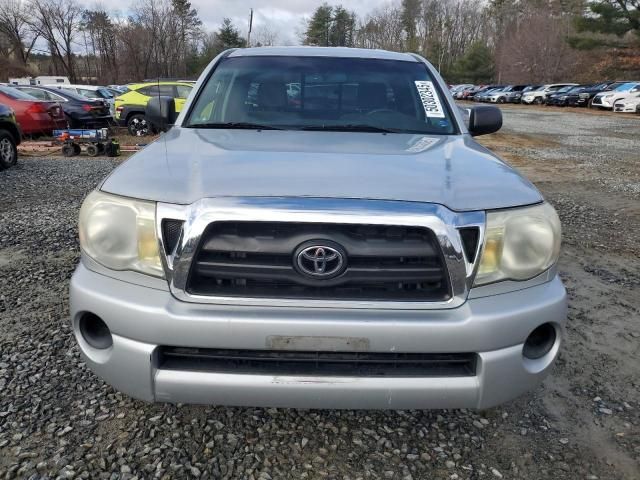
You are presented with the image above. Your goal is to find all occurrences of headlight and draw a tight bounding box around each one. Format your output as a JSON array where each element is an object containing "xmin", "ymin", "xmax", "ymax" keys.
[
  {"xmin": 79, "ymin": 190, "xmax": 164, "ymax": 277},
  {"xmin": 474, "ymin": 203, "xmax": 561, "ymax": 286}
]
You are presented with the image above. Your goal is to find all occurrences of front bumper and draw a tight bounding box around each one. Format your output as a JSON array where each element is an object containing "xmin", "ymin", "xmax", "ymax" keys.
[{"xmin": 70, "ymin": 263, "xmax": 567, "ymax": 409}]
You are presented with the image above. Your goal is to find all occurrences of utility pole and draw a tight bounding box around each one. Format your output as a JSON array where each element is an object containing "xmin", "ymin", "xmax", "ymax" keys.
[{"xmin": 247, "ymin": 8, "xmax": 254, "ymax": 47}]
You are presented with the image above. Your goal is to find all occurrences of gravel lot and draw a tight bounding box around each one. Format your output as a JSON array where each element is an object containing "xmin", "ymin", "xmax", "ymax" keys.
[{"xmin": 1, "ymin": 107, "xmax": 639, "ymax": 479}]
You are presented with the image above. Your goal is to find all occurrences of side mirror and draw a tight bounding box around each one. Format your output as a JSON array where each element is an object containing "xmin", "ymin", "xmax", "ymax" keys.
[
  {"xmin": 146, "ymin": 96, "xmax": 177, "ymax": 132},
  {"xmin": 468, "ymin": 105, "xmax": 502, "ymax": 136}
]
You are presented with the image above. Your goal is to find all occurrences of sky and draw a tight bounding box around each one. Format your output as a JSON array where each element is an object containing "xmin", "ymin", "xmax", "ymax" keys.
[{"xmin": 104, "ymin": 0, "xmax": 392, "ymax": 46}]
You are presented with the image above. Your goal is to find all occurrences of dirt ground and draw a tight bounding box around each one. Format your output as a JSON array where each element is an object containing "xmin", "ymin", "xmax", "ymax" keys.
[
  {"xmin": 0, "ymin": 104, "xmax": 638, "ymax": 479},
  {"xmin": 478, "ymin": 104, "xmax": 640, "ymax": 479}
]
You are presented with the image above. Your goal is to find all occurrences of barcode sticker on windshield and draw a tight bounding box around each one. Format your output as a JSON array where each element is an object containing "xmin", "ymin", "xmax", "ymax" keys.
[{"xmin": 415, "ymin": 81, "xmax": 445, "ymax": 118}]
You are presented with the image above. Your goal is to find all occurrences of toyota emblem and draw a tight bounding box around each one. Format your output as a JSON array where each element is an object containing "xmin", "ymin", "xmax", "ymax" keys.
[{"xmin": 294, "ymin": 242, "xmax": 346, "ymax": 279}]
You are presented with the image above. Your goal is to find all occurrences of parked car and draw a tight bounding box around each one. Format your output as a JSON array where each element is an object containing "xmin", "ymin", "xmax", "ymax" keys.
[
  {"xmin": 12, "ymin": 85, "xmax": 112, "ymax": 128},
  {"xmin": 0, "ymin": 103, "xmax": 20, "ymax": 169},
  {"xmin": 575, "ymin": 81, "xmax": 621, "ymax": 107},
  {"xmin": 71, "ymin": 47, "xmax": 566, "ymax": 409},
  {"xmin": 467, "ymin": 85, "xmax": 493, "ymax": 101},
  {"xmin": 46, "ymin": 84, "xmax": 115, "ymax": 115},
  {"xmin": 613, "ymin": 93, "xmax": 640, "ymax": 113},
  {"xmin": 479, "ymin": 87, "xmax": 506, "ymax": 103},
  {"xmin": 451, "ymin": 84, "xmax": 474, "ymax": 99},
  {"xmin": 486, "ymin": 85, "xmax": 529, "ymax": 103},
  {"xmin": 0, "ymin": 85, "xmax": 66, "ymax": 136},
  {"xmin": 473, "ymin": 86, "xmax": 506, "ymax": 102},
  {"xmin": 114, "ymin": 81, "xmax": 193, "ymax": 136},
  {"xmin": 546, "ymin": 85, "xmax": 591, "ymax": 107},
  {"xmin": 591, "ymin": 82, "xmax": 640, "ymax": 109},
  {"xmin": 507, "ymin": 85, "xmax": 541, "ymax": 104},
  {"xmin": 460, "ymin": 85, "xmax": 485, "ymax": 100},
  {"xmin": 521, "ymin": 84, "xmax": 578, "ymax": 105}
]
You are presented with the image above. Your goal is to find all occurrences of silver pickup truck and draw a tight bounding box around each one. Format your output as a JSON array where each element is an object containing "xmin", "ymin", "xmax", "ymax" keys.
[{"xmin": 70, "ymin": 47, "xmax": 566, "ymax": 409}]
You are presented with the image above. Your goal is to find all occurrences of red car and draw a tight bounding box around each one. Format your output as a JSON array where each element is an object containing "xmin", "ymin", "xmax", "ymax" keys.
[{"xmin": 0, "ymin": 85, "xmax": 66, "ymax": 136}]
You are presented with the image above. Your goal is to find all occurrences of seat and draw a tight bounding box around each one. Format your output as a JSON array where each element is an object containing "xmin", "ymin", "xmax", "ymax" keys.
[
  {"xmin": 357, "ymin": 82, "xmax": 388, "ymax": 111},
  {"xmin": 257, "ymin": 82, "xmax": 287, "ymax": 111}
]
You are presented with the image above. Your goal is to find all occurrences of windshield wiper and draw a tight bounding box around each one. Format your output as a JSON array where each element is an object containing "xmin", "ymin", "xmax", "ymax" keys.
[
  {"xmin": 300, "ymin": 124, "xmax": 395, "ymax": 133},
  {"xmin": 187, "ymin": 122, "xmax": 282, "ymax": 130}
]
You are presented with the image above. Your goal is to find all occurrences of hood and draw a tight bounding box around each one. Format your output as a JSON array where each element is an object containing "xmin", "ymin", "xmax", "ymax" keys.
[{"xmin": 101, "ymin": 128, "xmax": 542, "ymax": 212}]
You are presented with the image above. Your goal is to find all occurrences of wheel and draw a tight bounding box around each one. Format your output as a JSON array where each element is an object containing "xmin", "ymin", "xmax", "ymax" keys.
[
  {"xmin": 533, "ymin": 97, "xmax": 543, "ymax": 105},
  {"xmin": 0, "ymin": 130, "xmax": 17, "ymax": 168},
  {"xmin": 86, "ymin": 144, "xmax": 98, "ymax": 157},
  {"xmin": 127, "ymin": 114, "xmax": 150, "ymax": 136},
  {"xmin": 62, "ymin": 144, "xmax": 75, "ymax": 157},
  {"xmin": 497, "ymin": 97, "xmax": 505, "ymax": 104},
  {"xmin": 72, "ymin": 143, "xmax": 81, "ymax": 156}
]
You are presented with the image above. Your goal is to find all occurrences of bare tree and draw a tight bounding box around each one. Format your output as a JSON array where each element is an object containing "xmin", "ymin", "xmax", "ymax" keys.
[
  {"xmin": 0, "ymin": 0, "xmax": 39, "ymax": 66},
  {"xmin": 252, "ymin": 23, "xmax": 279, "ymax": 47},
  {"xmin": 28, "ymin": 0, "xmax": 83, "ymax": 81},
  {"xmin": 355, "ymin": 4, "xmax": 405, "ymax": 51}
]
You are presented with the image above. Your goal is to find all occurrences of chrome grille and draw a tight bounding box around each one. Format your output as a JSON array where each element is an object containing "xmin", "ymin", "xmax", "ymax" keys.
[{"xmin": 185, "ymin": 222, "xmax": 451, "ymax": 302}]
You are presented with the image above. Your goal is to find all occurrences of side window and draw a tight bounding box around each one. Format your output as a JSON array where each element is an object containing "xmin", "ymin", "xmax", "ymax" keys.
[
  {"xmin": 22, "ymin": 88, "xmax": 47, "ymax": 100},
  {"xmin": 175, "ymin": 85, "xmax": 192, "ymax": 99},
  {"xmin": 78, "ymin": 88, "xmax": 97, "ymax": 98},
  {"xmin": 138, "ymin": 85, "xmax": 160, "ymax": 96},
  {"xmin": 47, "ymin": 91, "xmax": 67, "ymax": 102},
  {"xmin": 158, "ymin": 85, "xmax": 174, "ymax": 96},
  {"xmin": 190, "ymin": 73, "xmax": 231, "ymax": 123}
]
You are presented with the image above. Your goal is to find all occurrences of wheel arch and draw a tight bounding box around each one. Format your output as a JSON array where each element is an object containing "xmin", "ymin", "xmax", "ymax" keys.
[{"xmin": 0, "ymin": 122, "xmax": 21, "ymax": 146}]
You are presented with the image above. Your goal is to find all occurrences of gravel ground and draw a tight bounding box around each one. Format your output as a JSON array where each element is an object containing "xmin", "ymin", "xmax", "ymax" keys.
[{"xmin": 0, "ymin": 107, "xmax": 639, "ymax": 479}]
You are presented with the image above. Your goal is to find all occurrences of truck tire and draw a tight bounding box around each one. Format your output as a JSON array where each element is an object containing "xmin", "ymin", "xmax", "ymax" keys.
[
  {"xmin": 86, "ymin": 144, "xmax": 99, "ymax": 157},
  {"xmin": 62, "ymin": 144, "xmax": 75, "ymax": 157},
  {"xmin": 0, "ymin": 129, "xmax": 17, "ymax": 168},
  {"xmin": 127, "ymin": 114, "xmax": 149, "ymax": 136}
]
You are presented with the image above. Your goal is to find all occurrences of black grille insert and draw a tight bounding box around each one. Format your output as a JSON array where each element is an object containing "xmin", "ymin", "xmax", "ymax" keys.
[
  {"xmin": 162, "ymin": 219, "xmax": 184, "ymax": 255},
  {"xmin": 186, "ymin": 222, "xmax": 450, "ymax": 301},
  {"xmin": 458, "ymin": 227, "xmax": 480, "ymax": 263},
  {"xmin": 158, "ymin": 347, "xmax": 477, "ymax": 377}
]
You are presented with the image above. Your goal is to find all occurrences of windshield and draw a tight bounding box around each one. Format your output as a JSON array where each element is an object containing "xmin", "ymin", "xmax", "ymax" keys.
[
  {"xmin": 613, "ymin": 82, "xmax": 638, "ymax": 92},
  {"xmin": 186, "ymin": 56, "xmax": 456, "ymax": 134},
  {"xmin": 98, "ymin": 88, "xmax": 114, "ymax": 99},
  {"xmin": 0, "ymin": 86, "xmax": 39, "ymax": 100}
]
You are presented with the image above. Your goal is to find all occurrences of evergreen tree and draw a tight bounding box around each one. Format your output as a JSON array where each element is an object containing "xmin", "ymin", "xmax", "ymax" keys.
[
  {"xmin": 571, "ymin": 0, "xmax": 640, "ymax": 48},
  {"xmin": 401, "ymin": 0, "xmax": 421, "ymax": 52},
  {"xmin": 449, "ymin": 42, "xmax": 495, "ymax": 83},
  {"xmin": 215, "ymin": 18, "xmax": 246, "ymax": 52},
  {"xmin": 304, "ymin": 3, "xmax": 334, "ymax": 46},
  {"xmin": 330, "ymin": 6, "xmax": 355, "ymax": 47}
]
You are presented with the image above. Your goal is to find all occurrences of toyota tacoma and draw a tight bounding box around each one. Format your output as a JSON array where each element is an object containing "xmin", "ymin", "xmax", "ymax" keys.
[{"xmin": 71, "ymin": 47, "xmax": 567, "ymax": 409}]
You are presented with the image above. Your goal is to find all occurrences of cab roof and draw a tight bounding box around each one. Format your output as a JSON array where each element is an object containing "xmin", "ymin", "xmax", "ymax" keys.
[{"xmin": 228, "ymin": 46, "xmax": 419, "ymax": 62}]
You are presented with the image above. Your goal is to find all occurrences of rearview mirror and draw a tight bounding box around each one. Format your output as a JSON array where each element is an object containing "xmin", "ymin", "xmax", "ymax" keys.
[
  {"xmin": 146, "ymin": 96, "xmax": 177, "ymax": 132},
  {"xmin": 468, "ymin": 106, "xmax": 502, "ymax": 136}
]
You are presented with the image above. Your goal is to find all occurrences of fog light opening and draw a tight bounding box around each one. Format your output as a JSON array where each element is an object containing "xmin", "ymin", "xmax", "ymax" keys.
[
  {"xmin": 523, "ymin": 323, "xmax": 556, "ymax": 360},
  {"xmin": 79, "ymin": 313, "xmax": 113, "ymax": 350}
]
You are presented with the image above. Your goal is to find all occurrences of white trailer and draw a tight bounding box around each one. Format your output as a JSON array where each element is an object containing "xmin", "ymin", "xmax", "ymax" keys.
[{"xmin": 8, "ymin": 76, "xmax": 70, "ymax": 86}]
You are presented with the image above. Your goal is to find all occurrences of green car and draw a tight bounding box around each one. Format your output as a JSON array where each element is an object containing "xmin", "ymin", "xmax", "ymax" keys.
[
  {"xmin": 0, "ymin": 103, "xmax": 20, "ymax": 169},
  {"xmin": 114, "ymin": 81, "xmax": 193, "ymax": 136}
]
